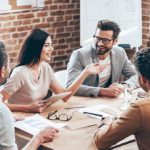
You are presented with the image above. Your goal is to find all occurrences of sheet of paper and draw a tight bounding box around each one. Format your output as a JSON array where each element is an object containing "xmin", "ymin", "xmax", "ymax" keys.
[
  {"xmin": 15, "ymin": 114, "xmax": 67, "ymax": 135},
  {"xmin": 78, "ymin": 104, "xmax": 121, "ymax": 119},
  {"xmin": 111, "ymin": 135, "xmax": 136, "ymax": 149},
  {"xmin": 0, "ymin": 0, "xmax": 11, "ymax": 11},
  {"xmin": 67, "ymin": 118, "xmax": 99, "ymax": 130},
  {"xmin": 17, "ymin": 0, "xmax": 31, "ymax": 6},
  {"xmin": 37, "ymin": 0, "xmax": 45, "ymax": 7},
  {"xmin": 44, "ymin": 92, "xmax": 71, "ymax": 106}
]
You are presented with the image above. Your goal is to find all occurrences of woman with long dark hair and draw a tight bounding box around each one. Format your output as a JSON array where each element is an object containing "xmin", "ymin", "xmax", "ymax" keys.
[
  {"xmin": 0, "ymin": 41, "xmax": 58, "ymax": 150},
  {"xmin": 1, "ymin": 29, "xmax": 101, "ymax": 113}
]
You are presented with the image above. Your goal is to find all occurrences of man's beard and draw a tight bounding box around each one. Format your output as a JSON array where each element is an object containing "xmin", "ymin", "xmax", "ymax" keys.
[{"xmin": 96, "ymin": 45, "xmax": 112, "ymax": 55}]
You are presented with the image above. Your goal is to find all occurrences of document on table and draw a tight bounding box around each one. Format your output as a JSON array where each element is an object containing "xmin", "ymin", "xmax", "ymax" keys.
[
  {"xmin": 111, "ymin": 135, "xmax": 136, "ymax": 149},
  {"xmin": 14, "ymin": 114, "xmax": 67, "ymax": 135},
  {"xmin": 78, "ymin": 104, "xmax": 121, "ymax": 118}
]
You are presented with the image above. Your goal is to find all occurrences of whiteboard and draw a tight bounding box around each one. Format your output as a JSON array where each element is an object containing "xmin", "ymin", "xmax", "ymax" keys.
[
  {"xmin": 0, "ymin": 0, "xmax": 44, "ymax": 13},
  {"xmin": 80, "ymin": 0, "xmax": 142, "ymax": 48}
]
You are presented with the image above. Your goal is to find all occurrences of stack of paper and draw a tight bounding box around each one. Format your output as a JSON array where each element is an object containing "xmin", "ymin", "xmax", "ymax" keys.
[
  {"xmin": 78, "ymin": 104, "xmax": 121, "ymax": 119},
  {"xmin": 15, "ymin": 114, "xmax": 67, "ymax": 135}
]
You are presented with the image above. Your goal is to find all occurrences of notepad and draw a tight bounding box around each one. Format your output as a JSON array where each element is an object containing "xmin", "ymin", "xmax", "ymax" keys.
[
  {"xmin": 79, "ymin": 104, "xmax": 121, "ymax": 119},
  {"xmin": 67, "ymin": 112, "xmax": 99, "ymax": 130},
  {"xmin": 100, "ymin": 107, "xmax": 119, "ymax": 116}
]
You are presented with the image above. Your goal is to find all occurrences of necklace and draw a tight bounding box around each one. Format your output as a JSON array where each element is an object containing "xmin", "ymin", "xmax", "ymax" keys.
[
  {"xmin": 29, "ymin": 64, "xmax": 41, "ymax": 82},
  {"xmin": 33, "ymin": 69, "xmax": 41, "ymax": 81}
]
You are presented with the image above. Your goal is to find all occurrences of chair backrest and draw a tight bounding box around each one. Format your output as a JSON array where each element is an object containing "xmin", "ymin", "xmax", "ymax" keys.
[{"xmin": 54, "ymin": 70, "xmax": 67, "ymax": 88}]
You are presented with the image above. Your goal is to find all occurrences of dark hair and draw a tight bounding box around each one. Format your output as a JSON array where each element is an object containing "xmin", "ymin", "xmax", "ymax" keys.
[
  {"xmin": 0, "ymin": 42, "xmax": 8, "ymax": 69},
  {"xmin": 96, "ymin": 20, "xmax": 121, "ymax": 39},
  {"xmin": 134, "ymin": 47, "xmax": 150, "ymax": 81},
  {"xmin": 18, "ymin": 28, "xmax": 49, "ymax": 66}
]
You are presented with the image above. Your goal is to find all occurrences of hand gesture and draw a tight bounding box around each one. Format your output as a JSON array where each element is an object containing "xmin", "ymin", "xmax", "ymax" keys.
[{"xmin": 85, "ymin": 63, "xmax": 101, "ymax": 75}]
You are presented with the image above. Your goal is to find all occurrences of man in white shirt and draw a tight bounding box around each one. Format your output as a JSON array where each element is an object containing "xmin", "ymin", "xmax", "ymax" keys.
[{"xmin": 67, "ymin": 20, "xmax": 137, "ymax": 98}]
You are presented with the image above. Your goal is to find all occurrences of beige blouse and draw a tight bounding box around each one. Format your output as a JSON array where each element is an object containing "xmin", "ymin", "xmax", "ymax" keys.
[{"xmin": 3, "ymin": 62, "xmax": 54, "ymax": 104}]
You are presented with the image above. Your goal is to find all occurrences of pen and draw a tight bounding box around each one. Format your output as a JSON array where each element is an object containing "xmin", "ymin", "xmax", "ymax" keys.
[
  {"xmin": 98, "ymin": 123, "xmax": 105, "ymax": 128},
  {"xmin": 83, "ymin": 112, "xmax": 103, "ymax": 117},
  {"xmin": 65, "ymin": 106, "xmax": 86, "ymax": 109}
]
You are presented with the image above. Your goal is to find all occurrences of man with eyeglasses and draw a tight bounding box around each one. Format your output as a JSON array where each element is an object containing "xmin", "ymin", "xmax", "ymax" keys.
[{"xmin": 67, "ymin": 20, "xmax": 137, "ymax": 98}]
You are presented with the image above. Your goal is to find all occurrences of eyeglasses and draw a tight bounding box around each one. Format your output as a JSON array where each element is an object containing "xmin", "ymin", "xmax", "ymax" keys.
[
  {"xmin": 47, "ymin": 110, "xmax": 73, "ymax": 121},
  {"xmin": 93, "ymin": 35, "xmax": 113, "ymax": 45}
]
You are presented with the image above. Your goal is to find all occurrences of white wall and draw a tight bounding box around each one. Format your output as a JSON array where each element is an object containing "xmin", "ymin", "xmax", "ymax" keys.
[{"xmin": 80, "ymin": 0, "xmax": 142, "ymax": 48}]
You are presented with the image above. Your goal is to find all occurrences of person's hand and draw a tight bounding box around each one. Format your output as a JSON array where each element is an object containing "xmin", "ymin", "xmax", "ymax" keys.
[
  {"xmin": 99, "ymin": 83, "xmax": 124, "ymax": 98},
  {"xmin": 23, "ymin": 127, "xmax": 59, "ymax": 150},
  {"xmin": 84, "ymin": 63, "xmax": 101, "ymax": 75},
  {"xmin": 34, "ymin": 127, "xmax": 58, "ymax": 144},
  {"xmin": 110, "ymin": 83, "xmax": 125, "ymax": 91},
  {"xmin": 26, "ymin": 100, "xmax": 48, "ymax": 113},
  {"xmin": 13, "ymin": 114, "xmax": 25, "ymax": 122}
]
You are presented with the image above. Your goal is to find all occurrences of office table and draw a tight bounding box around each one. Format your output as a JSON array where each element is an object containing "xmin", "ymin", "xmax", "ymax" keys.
[{"xmin": 15, "ymin": 95, "xmax": 138, "ymax": 150}]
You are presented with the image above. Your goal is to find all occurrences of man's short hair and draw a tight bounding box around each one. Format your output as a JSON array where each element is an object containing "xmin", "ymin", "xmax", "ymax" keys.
[
  {"xmin": 0, "ymin": 42, "xmax": 8, "ymax": 69},
  {"xmin": 97, "ymin": 20, "xmax": 121, "ymax": 39},
  {"xmin": 134, "ymin": 47, "xmax": 150, "ymax": 81}
]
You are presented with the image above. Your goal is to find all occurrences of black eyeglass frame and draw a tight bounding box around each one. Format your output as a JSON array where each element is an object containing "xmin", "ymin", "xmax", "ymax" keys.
[
  {"xmin": 93, "ymin": 35, "xmax": 114, "ymax": 45},
  {"xmin": 47, "ymin": 110, "xmax": 73, "ymax": 121}
]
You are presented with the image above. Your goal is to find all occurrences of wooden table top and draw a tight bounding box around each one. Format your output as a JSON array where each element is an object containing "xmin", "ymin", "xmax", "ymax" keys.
[{"xmin": 15, "ymin": 94, "xmax": 138, "ymax": 150}]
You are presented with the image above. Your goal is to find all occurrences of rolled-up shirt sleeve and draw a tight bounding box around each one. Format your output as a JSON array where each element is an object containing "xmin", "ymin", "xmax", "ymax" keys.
[{"xmin": 94, "ymin": 103, "xmax": 142, "ymax": 149}]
